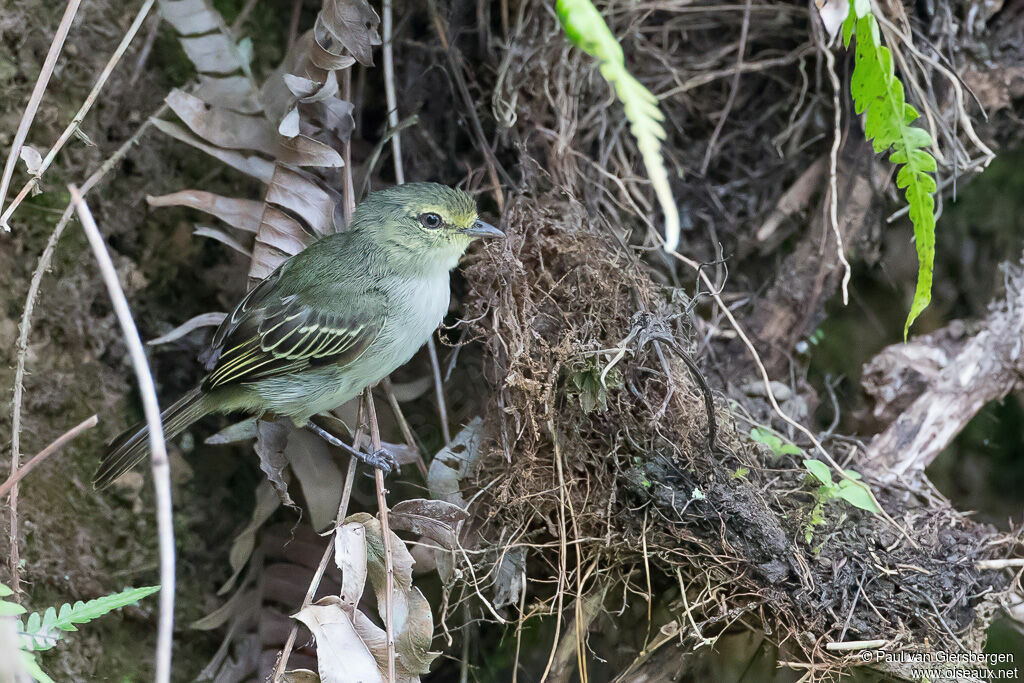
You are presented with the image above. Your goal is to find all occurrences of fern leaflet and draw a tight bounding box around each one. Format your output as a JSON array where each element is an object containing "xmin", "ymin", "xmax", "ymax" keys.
[
  {"xmin": 556, "ymin": 0, "xmax": 681, "ymax": 251},
  {"xmin": 19, "ymin": 585, "xmax": 160, "ymax": 652},
  {"xmin": 843, "ymin": 6, "xmax": 938, "ymax": 336}
]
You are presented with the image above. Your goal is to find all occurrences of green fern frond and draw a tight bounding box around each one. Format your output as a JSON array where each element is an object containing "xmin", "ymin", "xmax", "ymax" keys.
[
  {"xmin": 556, "ymin": 0, "xmax": 681, "ymax": 251},
  {"xmin": 19, "ymin": 585, "xmax": 160, "ymax": 652},
  {"xmin": 843, "ymin": 5, "xmax": 938, "ymax": 337}
]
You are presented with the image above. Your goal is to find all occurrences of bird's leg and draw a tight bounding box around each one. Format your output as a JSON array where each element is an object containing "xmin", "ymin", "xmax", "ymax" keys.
[{"xmin": 304, "ymin": 421, "xmax": 395, "ymax": 475}]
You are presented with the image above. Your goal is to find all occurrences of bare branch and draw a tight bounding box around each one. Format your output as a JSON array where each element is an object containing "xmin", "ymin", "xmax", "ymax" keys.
[
  {"xmin": 0, "ymin": 415, "xmax": 98, "ymax": 499},
  {"xmin": 70, "ymin": 186, "xmax": 175, "ymax": 683},
  {"xmin": 0, "ymin": 0, "xmax": 157, "ymax": 227},
  {"xmin": 866, "ymin": 260, "xmax": 1024, "ymax": 482},
  {"xmin": 0, "ymin": 0, "xmax": 84, "ymax": 226}
]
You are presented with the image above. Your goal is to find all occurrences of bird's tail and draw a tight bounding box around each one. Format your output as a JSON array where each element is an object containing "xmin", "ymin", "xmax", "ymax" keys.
[{"xmin": 94, "ymin": 387, "xmax": 209, "ymax": 489}]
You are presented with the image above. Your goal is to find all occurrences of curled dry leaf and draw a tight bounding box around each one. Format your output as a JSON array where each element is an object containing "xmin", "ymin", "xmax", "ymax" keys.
[
  {"xmin": 264, "ymin": 166, "xmax": 339, "ymax": 236},
  {"xmin": 427, "ymin": 417, "xmax": 483, "ymax": 507},
  {"xmin": 195, "ymin": 75, "xmax": 263, "ymax": 114},
  {"xmin": 19, "ymin": 145, "xmax": 42, "ymax": 175},
  {"xmin": 284, "ymin": 428, "xmax": 344, "ymax": 532},
  {"xmin": 338, "ymin": 513, "xmax": 441, "ymax": 680},
  {"xmin": 151, "ymin": 119, "xmax": 275, "ymax": 182},
  {"xmin": 146, "ymin": 311, "xmax": 226, "ymax": 346},
  {"xmin": 147, "ymin": 190, "xmax": 263, "ymax": 233},
  {"xmin": 249, "ymin": 205, "xmax": 312, "ymax": 283},
  {"xmin": 317, "ymin": 0, "xmax": 382, "ymax": 67},
  {"xmin": 491, "ymin": 546, "xmax": 527, "ymax": 610},
  {"xmin": 388, "ymin": 499, "xmax": 470, "ymax": 551},
  {"xmin": 294, "ymin": 596, "xmax": 383, "ymax": 683},
  {"xmin": 334, "ymin": 522, "xmax": 368, "ymax": 612},
  {"xmin": 248, "ymin": 165, "xmax": 337, "ymax": 285},
  {"xmin": 165, "ymin": 89, "xmax": 343, "ymax": 167},
  {"xmin": 194, "ymin": 225, "xmax": 252, "ymax": 256},
  {"xmin": 255, "ymin": 419, "xmax": 295, "ymax": 507},
  {"xmin": 219, "ymin": 479, "xmax": 280, "ymax": 595}
]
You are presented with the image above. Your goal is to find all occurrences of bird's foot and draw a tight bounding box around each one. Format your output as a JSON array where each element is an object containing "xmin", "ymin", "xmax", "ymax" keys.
[
  {"xmin": 305, "ymin": 421, "xmax": 395, "ymax": 475},
  {"xmin": 360, "ymin": 448, "xmax": 396, "ymax": 475}
]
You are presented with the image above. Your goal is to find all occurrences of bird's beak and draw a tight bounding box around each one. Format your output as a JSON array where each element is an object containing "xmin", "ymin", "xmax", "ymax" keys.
[{"xmin": 461, "ymin": 219, "xmax": 504, "ymax": 239}]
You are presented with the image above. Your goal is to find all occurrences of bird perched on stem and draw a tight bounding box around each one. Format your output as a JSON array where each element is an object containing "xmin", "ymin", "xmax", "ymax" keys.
[{"xmin": 94, "ymin": 183, "xmax": 503, "ymax": 489}]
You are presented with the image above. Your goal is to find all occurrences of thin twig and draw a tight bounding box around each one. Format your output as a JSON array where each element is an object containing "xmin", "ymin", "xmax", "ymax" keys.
[
  {"xmin": 270, "ymin": 436, "xmax": 360, "ymax": 681},
  {"xmin": 230, "ymin": 0, "xmax": 262, "ymax": 36},
  {"xmin": 820, "ymin": 22, "xmax": 851, "ymax": 304},
  {"xmin": 128, "ymin": 12, "xmax": 161, "ymax": 86},
  {"xmin": 539, "ymin": 419, "xmax": 569, "ymax": 682},
  {"xmin": 667, "ymin": 246, "xmax": 916, "ymax": 548},
  {"xmin": 381, "ymin": 378, "xmax": 428, "ymax": 477},
  {"xmin": 271, "ymin": 400, "xmax": 363, "ymax": 681},
  {"xmin": 427, "ymin": 337, "xmax": 452, "ymax": 444},
  {"xmin": 0, "ymin": 0, "xmax": 84, "ymax": 228},
  {"xmin": 366, "ymin": 388, "xmax": 397, "ymax": 683},
  {"xmin": 286, "ymin": 0, "xmax": 302, "ymax": 52},
  {"xmin": 383, "ymin": 0, "xmax": 404, "ymax": 186},
  {"xmin": 0, "ymin": 415, "xmax": 98, "ymax": 499},
  {"xmin": 699, "ymin": 0, "xmax": 751, "ymax": 175},
  {"xmin": 426, "ymin": 0, "xmax": 509, "ymax": 209},
  {"xmin": 8, "ymin": 101, "xmax": 167, "ymax": 597},
  {"xmin": 71, "ymin": 186, "xmax": 175, "ymax": 683},
  {"xmin": 1, "ymin": 0, "xmax": 157, "ymax": 228},
  {"xmin": 977, "ymin": 559, "xmax": 1024, "ymax": 570},
  {"xmin": 381, "ymin": 6, "xmax": 452, "ymax": 446}
]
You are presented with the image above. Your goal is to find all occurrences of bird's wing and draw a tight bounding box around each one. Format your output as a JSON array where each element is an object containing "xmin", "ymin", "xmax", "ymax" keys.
[{"xmin": 202, "ymin": 271, "xmax": 384, "ymax": 390}]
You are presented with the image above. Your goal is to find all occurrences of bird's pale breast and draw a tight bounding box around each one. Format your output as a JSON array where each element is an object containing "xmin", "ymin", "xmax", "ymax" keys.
[{"xmin": 252, "ymin": 271, "xmax": 450, "ymax": 422}]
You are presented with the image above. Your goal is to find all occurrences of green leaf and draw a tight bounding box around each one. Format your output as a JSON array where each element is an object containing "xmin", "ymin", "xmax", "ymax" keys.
[
  {"xmin": 836, "ymin": 480, "xmax": 883, "ymax": 513},
  {"xmin": 19, "ymin": 650, "xmax": 54, "ymax": 683},
  {"xmin": 556, "ymin": 0, "xmax": 680, "ymax": 250},
  {"xmin": 0, "ymin": 600, "xmax": 26, "ymax": 616},
  {"xmin": 21, "ymin": 586, "xmax": 160, "ymax": 651},
  {"xmin": 802, "ymin": 459, "xmax": 833, "ymax": 487},
  {"xmin": 0, "ymin": 582, "xmax": 13, "ymax": 597},
  {"xmin": 750, "ymin": 427, "xmax": 802, "ymax": 457},
  {"xmin": 845, "ymin": 9, "xmax": 938, "ymax": 336}
]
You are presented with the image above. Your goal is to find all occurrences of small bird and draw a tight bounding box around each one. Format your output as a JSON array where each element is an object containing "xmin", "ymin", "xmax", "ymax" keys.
[{"xmin": 94, "ymin": 183, "xmax": 503, "ymax": 489}]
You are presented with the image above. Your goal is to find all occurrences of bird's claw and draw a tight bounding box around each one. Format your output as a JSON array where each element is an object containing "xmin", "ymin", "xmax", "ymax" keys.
[{"xmin": 359, "ymin": 447, "xmax": 395, "ymax": 475}]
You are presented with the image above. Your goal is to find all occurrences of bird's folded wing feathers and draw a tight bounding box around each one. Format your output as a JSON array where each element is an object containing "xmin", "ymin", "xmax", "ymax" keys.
[{"xmin": 202, "ymin": 271, "xmax": 384, "ymax": 390}]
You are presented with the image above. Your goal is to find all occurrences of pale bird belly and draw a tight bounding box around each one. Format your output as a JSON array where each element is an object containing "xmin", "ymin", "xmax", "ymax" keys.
[{"xmin": 254, "ymin": 274, "xmax": 449, "ymax": 423}]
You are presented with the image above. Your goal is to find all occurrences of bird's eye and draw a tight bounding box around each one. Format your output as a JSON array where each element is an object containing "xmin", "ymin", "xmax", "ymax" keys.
[{"xmin": 419, "ymin": 212, "xmax": 442, "ymax": 229}]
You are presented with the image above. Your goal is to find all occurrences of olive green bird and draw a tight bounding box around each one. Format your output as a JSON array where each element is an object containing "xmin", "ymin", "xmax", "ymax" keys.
[{"xmin": 94, "ymin": 183, "xmax": 503, "ymax": 489}]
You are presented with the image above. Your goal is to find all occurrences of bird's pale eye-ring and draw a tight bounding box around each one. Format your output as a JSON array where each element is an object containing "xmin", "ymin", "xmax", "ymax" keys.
[{"xmin": 419, "ymin": 212, "xmax": 442, "ymax": 229}]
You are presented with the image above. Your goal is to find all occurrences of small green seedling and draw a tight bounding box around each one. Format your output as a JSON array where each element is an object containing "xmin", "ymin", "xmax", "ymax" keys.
[
  {"xmin": 567, "ymin": 359, "xmax": 622, "ymax": 413},
  {"xmin": 0, "ymin": 582, "xmax": 159, "ymax": 682},
  {"xmin": 802, "ymin": 458, "xmax": 882, "ymax": 543},
  {"xmin": 750, "ymin": 427, "xmax": 802, "ymax": 457}
]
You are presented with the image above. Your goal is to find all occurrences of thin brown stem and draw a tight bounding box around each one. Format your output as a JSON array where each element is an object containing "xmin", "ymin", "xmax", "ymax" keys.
[
  {"xmin": 0, "ymin": 0, "xmax": 84, "ymax": 226},
  {"xmin": 381, "ymin": 378, "xmax": 428, "ymax": 477},
  {"xmin": 427, "ymin": 337, "xmax": 452, "ymax": 444},
  {"xmin": 271, "ymin": 407, "xmax": 363, "ymax": 682},
  {"xmin": 366, "ymin": 388, "xmax": 397, "ymax": 683},
  {"xmin": 0, "ymin": 416, "xmax": 97, "ymax": 499},
  {"xmin": 8, "ymin": 100, "xmax": 167, "ymax": 596},
  {"xmin": 1, "ymin": 0, "xmax": 157, "ymax": 227},
  {"xmin": 286, "ymin": 0, "xmax": 302, "ymax": 53}
]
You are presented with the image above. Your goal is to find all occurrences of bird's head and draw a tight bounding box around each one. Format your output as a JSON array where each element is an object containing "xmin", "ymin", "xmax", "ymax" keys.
[{"xmin": 351, "ymin": 183, "xmax": 503, "ymax": 272}]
